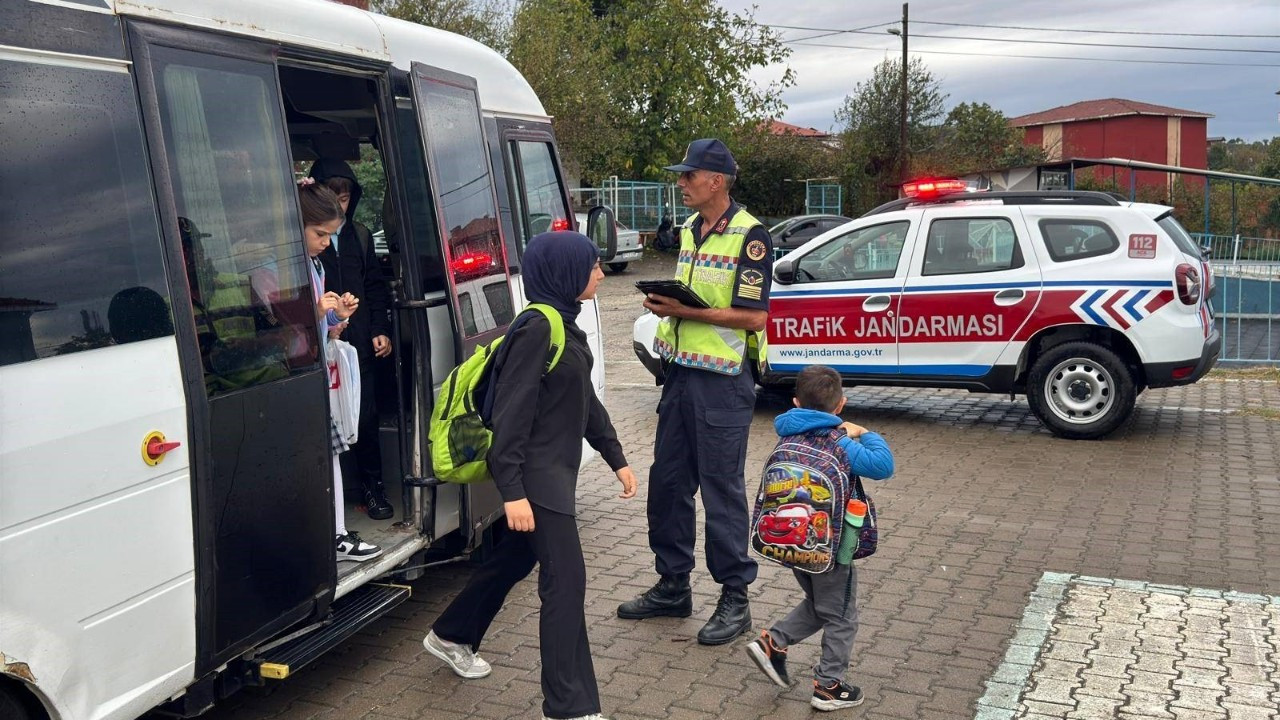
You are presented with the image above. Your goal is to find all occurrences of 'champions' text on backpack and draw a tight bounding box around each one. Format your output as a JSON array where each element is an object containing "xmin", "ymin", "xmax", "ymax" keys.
[{"xmin": 430, "ymin": 304, "xmax": 565, "ymax": 484}]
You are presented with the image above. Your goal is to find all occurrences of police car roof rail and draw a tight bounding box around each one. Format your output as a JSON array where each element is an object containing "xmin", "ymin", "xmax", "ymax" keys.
[{"xmin": 863, "ymin": 191, "xmax": 1123, "ymax": 217}]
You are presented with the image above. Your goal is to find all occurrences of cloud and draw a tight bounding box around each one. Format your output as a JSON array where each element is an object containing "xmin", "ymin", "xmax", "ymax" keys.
[{"xmin": 724, "ymin": 0, "xmax": 1280, "ymax": 141}]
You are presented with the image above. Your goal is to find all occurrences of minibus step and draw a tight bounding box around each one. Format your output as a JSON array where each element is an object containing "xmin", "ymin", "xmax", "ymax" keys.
[{"xmin": 256, "ymin": 582, "xmax": 411, "ymax": 680}]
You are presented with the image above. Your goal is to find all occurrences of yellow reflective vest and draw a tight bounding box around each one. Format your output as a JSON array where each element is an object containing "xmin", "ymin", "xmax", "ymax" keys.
[{"xmin": 653, "ymin": 207, "xmax": 764, "ymax": 376}]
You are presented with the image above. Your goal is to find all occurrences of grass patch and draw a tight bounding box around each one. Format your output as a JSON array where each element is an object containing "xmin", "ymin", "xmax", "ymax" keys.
[
  {"xmin": 1208, "ymin": 366, "xmax": 1280, "ymax": 382},
  {"xmin": 1237, "ymin": 406, "xmax": 1280, "ymax": 421}
]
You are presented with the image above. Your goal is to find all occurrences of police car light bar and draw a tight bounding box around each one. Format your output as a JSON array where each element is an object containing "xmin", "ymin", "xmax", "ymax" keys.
[{"xmin": 902, "ymin": 178, "xmax": 969, "ymax": 200}]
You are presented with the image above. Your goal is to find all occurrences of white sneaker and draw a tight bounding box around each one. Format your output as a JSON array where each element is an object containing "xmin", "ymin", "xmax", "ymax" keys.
[
  {"xmin": 335, "ymin": 532, "xmax": 381, "ymax": 562},
  {"xmin": 423, "ymin": 630, "xmax": 492, "ymax": 678}
]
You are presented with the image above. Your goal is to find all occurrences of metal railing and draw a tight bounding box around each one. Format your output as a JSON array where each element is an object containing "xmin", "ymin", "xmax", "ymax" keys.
[
  {"xmin": 571, "ymin": 179, "xmax": 690, "ymax": 233},
  {"xmin": 1192, "ymin": 233, "xmax": 1278, "ymax": 366}
]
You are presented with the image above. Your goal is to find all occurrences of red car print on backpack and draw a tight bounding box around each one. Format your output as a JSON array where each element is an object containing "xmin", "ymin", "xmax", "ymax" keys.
[{"xmin": 757, "ymin": 503, "xmax": 831, "ymax": 550}]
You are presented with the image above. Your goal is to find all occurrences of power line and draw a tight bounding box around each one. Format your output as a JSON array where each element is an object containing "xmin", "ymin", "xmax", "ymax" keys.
[
  {"xmin": 765, "ymin": 23, "xmax": 1280, "ymax": 53},
  {"xmin": 904, "ymin": 31, "xmax": 1280, "ymax": 54},
  {"xmin": 912, "ymin": 20, "xmax": 1280, "ymax": 39},
  {"xmin": 768, "ymin": 21, "xmax": 900, "ymax": 34},
  {"xmin": 786, "ymin": 40, "xmax": 1280, "ymax": 68}
]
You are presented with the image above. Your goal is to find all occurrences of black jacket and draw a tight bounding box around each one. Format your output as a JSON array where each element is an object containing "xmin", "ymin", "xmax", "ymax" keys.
[
  {"xmin": 487, "ymin": 312, "xmax": 627, "ymax": 515},
  {"xmin": 309, "ymin": 159, "xmax": 391, "ymax": 363}
]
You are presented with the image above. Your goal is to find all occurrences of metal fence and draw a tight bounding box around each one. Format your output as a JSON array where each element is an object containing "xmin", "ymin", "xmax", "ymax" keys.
[
  {"xmin": 570, "ymin": 178, "xmax": 689, "ymax": 233},
  {"xmin": 1193, "ymin": 233, "xmax": 1279, "ymax": 366},
  {"xmin": 806, "ymin": 183, "xmax": 843, "ymax": 215}
]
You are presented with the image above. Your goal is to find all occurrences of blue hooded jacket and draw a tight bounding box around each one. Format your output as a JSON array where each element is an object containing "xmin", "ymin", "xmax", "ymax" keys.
[{"xmin": 774, "ymin": 408, "xmax": 895, "ymax": 481}]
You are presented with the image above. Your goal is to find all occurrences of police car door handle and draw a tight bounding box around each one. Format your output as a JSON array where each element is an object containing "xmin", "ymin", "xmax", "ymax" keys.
[
  {"xmin": 994, "ymin": 289, "xmax": 1025, "ymax": 305},
  {"xmin": 862, "ymin": 295, "xmax": 893, "ymax": 312}
]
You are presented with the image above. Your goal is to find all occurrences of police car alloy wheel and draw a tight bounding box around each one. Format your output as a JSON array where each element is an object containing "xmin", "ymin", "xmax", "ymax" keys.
[{"xmin": 1026, "ymin": 341, "xmax": 1137, "ymax": 440}]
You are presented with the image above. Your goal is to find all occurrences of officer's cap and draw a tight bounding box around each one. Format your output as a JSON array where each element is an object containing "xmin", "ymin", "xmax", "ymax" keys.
[{"xmin": 664, "ymin": 138, "xmax": 738, "ymax": 176}]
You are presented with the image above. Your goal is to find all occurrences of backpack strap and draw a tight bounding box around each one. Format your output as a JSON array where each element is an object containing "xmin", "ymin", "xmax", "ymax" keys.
[{"xmin": 524, "ymin": 303, "xmax": 565, "ymax": 373}]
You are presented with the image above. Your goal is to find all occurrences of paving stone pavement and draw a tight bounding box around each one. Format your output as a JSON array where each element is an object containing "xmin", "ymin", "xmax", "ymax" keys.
[{"xmin": 195, "ymin": 254, "xmax": 1280, "ymax": 720}]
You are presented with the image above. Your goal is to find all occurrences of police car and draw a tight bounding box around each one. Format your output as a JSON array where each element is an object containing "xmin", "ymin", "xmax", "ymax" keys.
[{"xmin": 634, "ymin": 180, "xmax": 1220, "ymax": 439}]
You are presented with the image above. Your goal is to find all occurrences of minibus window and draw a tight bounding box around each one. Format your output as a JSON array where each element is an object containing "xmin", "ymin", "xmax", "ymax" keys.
[
  {"xmin": 393, "ymin": 103, "xmax": 446, "ymax": 294},
  {"xmin": 510, "ymin": 140, "xmax": 569, "ymax": 250},
  {"xmin": 152, "ymin": 48, "xmax": 320, "ymax": 395},
  {"xmin": 0, "ymin": 59, "xmax": 171, "ymax": 367},
  {"xmin": 416, "ymin": 78, "xmax": 513, "ymax": 336}
]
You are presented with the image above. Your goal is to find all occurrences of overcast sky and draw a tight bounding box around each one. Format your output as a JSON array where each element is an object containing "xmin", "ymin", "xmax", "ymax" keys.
[{"xmin": 720, "ymin": 0, "xmax": 1280, "ymax": 142}]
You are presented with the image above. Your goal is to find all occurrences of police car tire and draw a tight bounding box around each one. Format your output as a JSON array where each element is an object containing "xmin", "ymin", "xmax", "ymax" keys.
[
  {"xmin": 606, "ymin": 262, "xmax": 629, "ymax": 273},
  {"xmin": 1026, "ymin": 341, "xmax": 1136, "ymax": 440}
]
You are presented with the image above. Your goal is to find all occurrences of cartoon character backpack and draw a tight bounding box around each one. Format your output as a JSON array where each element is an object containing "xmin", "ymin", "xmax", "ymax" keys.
[{"xmin": 750, "ymin": 428, "xmax": 850, "ymax": 574}]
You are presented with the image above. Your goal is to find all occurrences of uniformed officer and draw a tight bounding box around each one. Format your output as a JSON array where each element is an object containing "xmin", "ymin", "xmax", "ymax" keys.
[{"xmin": 617, "ymin": 138, "xmax": 772, "ymax": 645}]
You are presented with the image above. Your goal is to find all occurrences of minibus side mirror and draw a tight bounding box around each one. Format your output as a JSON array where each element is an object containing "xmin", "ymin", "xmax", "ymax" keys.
[
  {"xmin": 586, "ymin": 206, "xmax": 618, "ymax": 261},
  {"xmin": 774, "ymin": 258, "xmax": 796, "ymax": 285}
]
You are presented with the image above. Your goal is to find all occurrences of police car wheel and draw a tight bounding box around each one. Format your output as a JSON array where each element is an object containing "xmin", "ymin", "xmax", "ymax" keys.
[
  {"xmin": 606, "ymin": 262, "xmax": 629, "ymax": 273},
  {"xmin": 1026, "ymin": 341, "xmax": 1136, "ymax": 440}
]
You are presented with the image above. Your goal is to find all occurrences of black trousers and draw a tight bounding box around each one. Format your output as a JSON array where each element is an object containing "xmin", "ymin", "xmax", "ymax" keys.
[
  {"xmin": 433, "ymin": 504, "xmax": 600, "ymax": 719},
  {"xmin": 340, "ymin": 365, "xmax": 383, "ymax": 493},
  {"xmin": 648, "ymin": 364, "xmax": 759, "ymax": 588}
]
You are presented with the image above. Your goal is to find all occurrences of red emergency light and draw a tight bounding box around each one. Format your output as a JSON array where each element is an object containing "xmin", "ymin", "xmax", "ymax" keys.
[
  {"xmin": 550, "ymin": 217, "xmax": 571, "ymax": 232},
  {"xmin": 902, "ymin": 178, "xmax": 969, "ymax": 200}
]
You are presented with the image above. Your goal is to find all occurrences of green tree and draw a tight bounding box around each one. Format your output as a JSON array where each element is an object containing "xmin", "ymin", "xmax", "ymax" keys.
[
  {"xmin": 923, "ymin": 101, "xmax": 1044, "ymax": 176},
  {"xmin": 1206, "ymin": 137, "xmax": 1275, "ymax": 176},
  {"xmin": 372, "ymin": 0, "xmax": 513, "ymax": 52},
  {"xmin": 507, "ymin": 0, "xmax": 624, "ymax": 184},
  {"xmin": 835, "ymin": 56, "xmax": 946, "ymax": 210},
  {"xmin": 1257, "ymin": 138, "xmax": 1280, "ymax": 179},
  {"xmin": 595, "ymin": 0, "xmax": 794, "ymax": 179},
  {"xmin": 729, "ymin": 125, "xmax": 841, "ymax": 218}
]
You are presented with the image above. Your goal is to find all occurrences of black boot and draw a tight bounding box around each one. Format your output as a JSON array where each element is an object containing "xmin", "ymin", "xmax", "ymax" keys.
[
  {"xmin": 697, "ymin": 585, "xmax": 751, "ymax": 645},
  {"xmin": 363, "ymin": 481, "xmax": 394, "ymax": 520},
  {"xmin": 617, "ymin": 574, "xmax": 692, "ymax": 619}
]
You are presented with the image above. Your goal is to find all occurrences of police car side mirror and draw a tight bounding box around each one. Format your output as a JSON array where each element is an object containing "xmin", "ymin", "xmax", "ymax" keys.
[{"xmin": 774, "ymin": 258, "xmax": 796, "ymax": 285}]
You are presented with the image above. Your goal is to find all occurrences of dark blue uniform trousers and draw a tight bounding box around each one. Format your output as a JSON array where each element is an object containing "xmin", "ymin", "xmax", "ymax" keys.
[{"xmin": 648, "ymin": 363, "xmax": 759, "ymax": 588}]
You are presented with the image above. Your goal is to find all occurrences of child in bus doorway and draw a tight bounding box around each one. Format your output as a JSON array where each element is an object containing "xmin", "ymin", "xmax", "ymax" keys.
[
  {"xmin": 422, "ymin": 231, "xmax": 638, "ymax": 720},
  {"xmin": 308, "ymin": 159, "xmax": 395, "ymax": 521},
  {"xmin": 745, "ymin": 365, "xmax": 893, "ymax": 711},
  {"xmin": 298, "ymin": 179, "xmax": 382, "ymax": 563}
]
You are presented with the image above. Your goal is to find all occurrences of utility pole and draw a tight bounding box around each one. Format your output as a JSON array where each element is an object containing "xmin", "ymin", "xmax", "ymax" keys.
[
  {"xmin": 898, "ymin": 2, "xmax": 909, "ymax": 185},
  {"xmin": 888, "ymin": 3, "xmax": 909, "ymax": 186}
]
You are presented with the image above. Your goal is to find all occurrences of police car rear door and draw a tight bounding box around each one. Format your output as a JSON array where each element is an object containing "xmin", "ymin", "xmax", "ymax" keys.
[
  {"xmin": 896, "ymin": 207, "xmax": 1042, "ymax": 380},
  {"xmin": 766, "ymin": 214, "xmax": 919, "ymax": 376}
]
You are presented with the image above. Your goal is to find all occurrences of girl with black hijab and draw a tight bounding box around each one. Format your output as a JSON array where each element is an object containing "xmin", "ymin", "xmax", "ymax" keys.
[{"xmin": 424, "ymin": 231, "xmax": 637, "ymax": 720}]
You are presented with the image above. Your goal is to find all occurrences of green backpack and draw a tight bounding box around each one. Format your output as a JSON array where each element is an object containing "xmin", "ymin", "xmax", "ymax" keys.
[{"xmin": 429, "ymin": 303, "xmax": 565, "ymax": 484}]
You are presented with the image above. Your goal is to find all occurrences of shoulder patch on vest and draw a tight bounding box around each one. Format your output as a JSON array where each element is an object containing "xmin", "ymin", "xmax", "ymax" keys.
[{"xmin": 745, "ymin": 239, "xmax": 767, "ymax": 261}]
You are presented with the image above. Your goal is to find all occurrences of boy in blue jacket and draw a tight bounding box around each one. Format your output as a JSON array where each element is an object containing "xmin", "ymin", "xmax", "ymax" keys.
[{"xmin": 746, "ymin": 365, "xmax": 894, "ymax": 711}]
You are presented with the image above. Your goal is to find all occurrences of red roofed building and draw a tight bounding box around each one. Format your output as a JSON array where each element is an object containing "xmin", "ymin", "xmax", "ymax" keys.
[
  {"xmin": 762, "ymin": 120, "xmax": 831, "ymax": 139},
  {"xmin": 1010, "ymin": 98, "xmax": 1212, "ymax": 189},
  {"xmin": 760, "ymin": 120, "xmax": 839, "ymax": 149}
]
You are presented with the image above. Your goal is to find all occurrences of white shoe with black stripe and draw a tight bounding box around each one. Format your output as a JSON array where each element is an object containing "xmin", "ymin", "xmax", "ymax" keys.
[{"xmin": 335, "ymin": 532, "xmax": 381, "ymax": 562}]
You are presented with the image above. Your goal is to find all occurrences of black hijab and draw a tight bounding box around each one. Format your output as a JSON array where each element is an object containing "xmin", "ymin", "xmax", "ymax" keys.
[{"xmin": 522, "ymin": 231, "xmax": 599, "ymax": 323}]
